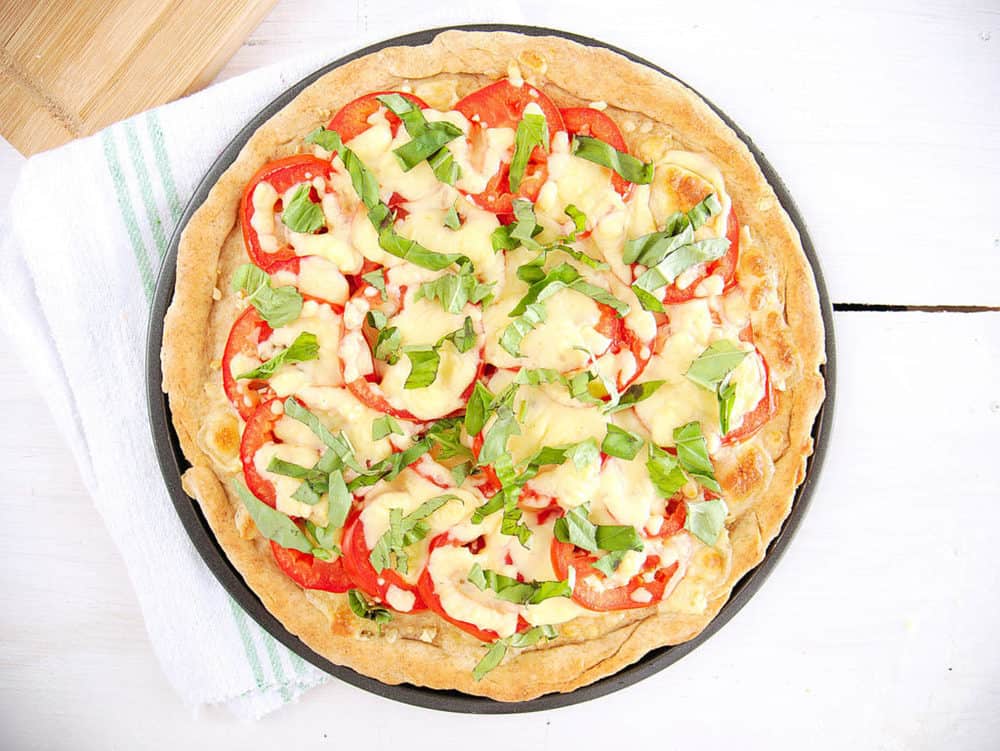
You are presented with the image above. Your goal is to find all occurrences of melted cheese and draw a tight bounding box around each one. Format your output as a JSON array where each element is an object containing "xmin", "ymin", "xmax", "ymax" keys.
[
  {"xmin": 535, "ymin": 131, "xmax": 625, "ymax": 230},
  {"xmin": 257, "ymin": 301, "xmax": 343, "ymax": 397}
]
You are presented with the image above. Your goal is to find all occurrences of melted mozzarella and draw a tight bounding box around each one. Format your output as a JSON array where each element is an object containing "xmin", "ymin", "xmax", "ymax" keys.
[
  {"xmin": 591, "ymin": 454, "xmax": 662, "ymax": 528},
  {"xmin": 648, "ymin": 151, "xmax": 731, "ymax": 240},
  {"xmin": 256, "ymin": 301, "xmax": 343, "ymax": 397},
  {"xmin": 535, "ymin": 131, "xmax": 625, "ymax": 231},
  {"xmin": 253, "ymin": 440, "xmax": 327, "ymax": 523},
  {"xmin": 395, "ymin": 205, "xmax": 503, "ymax": 283},
  {"xmin": 427, "ymin": 545, "xmax": 521, "ymax": 637}
]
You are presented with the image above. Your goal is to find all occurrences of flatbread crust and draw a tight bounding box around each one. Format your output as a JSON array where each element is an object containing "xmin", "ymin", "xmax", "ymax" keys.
[{"xmin": 161, "ymin": 30, "xmax": 825, "ymax": 701}]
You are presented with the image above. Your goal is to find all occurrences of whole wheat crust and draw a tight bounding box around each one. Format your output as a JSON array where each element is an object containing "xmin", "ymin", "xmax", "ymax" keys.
[{"xmin": 161, "ymin": 30, "xmax": 826, "ymax": 702}]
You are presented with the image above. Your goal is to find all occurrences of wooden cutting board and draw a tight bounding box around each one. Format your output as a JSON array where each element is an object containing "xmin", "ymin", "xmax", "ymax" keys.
[{"xmin": 0, "ymin": 0, "xmax": 277, "ymax": 156}]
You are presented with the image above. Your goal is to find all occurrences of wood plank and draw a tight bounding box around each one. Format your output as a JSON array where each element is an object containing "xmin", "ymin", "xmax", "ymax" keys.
[
  {"xmin": 220, "ymin": 0, "xmax": 1000, "ymax": 306},
  {"xmin": 0, "ymin": 0, "xmax": 277, "ymax": 156},
  {"xmin": 1, "ymin": 311, "xmax": 997, "ymax": 745}
]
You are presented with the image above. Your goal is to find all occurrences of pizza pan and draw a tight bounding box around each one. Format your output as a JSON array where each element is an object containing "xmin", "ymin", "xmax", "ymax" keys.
[{"xmin": 146, "ymin": 24, "xmax": 836, "ymax": 714}]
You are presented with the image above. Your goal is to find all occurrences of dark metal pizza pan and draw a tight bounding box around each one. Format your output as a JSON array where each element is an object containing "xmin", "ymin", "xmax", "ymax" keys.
[{"xmin": 146, "ymin": 23, "xmax": 836, "ymax": 714}]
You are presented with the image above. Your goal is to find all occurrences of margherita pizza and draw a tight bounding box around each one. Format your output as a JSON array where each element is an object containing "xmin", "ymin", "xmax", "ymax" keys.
[{"xmin": 161, "ymin": 30, "xmax": 825, "ymax": 701}]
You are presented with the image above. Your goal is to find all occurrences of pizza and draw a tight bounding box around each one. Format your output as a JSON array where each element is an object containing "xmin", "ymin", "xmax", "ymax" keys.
[{"xmin": 161, "ymin": 30, "xmax": 826, "ymax": 702}]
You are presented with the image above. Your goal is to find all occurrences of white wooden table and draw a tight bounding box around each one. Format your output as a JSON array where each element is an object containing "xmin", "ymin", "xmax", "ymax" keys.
[{"xmin": 1, "ymin": 2, "xmax": 998, "ymax": 748}]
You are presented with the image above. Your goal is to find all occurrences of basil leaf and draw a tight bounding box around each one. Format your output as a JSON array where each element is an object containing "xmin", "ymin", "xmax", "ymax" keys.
[
  {"xmin": 563, "ymin": 204, "xmax": 587, "ymax": 240},
  {"xmin": 304, "ymin": 126, "xmax": 342, "ymax": 153},
  {"xmin": 464, "ymin": 381, "xmax": 493, "ymax": 436},
  {"xmin": 564, "ymin": 438, "xmax": 600, "ymax": 470},
  {"xmin": 291, "ymin": 479, "xmax": 323, "ymax": 506},
  {"xmin": 565, "ymin": 371, "xmax": 603, "ymax": 405},
  {"xmin": 603, "ymin": 380, "xmax": 665, "ymax": 414},
  {"xmin": 718, "ymin": 379, "xmax": 738, "ymax": 435},
  {"xmin": 347, "ymin": 589, "xmax": 392, "ymax": 628},
  {"xmin": 444, "ymin": 205, "xmax": 461, "ymax": 230},
  {"xmin": 601, "ymin": 424, "xmax": 643, "ymax": 460},
  {"xmin": 377, "ymin": 225, "xmax": 466, "ymax": 271},
  {"xmin": 624, "ymin": 223, "xmax": 694, "ymax": 267},
  {"xmin": 327, "ymin": 470, "xmax": 351, "ymax": 528},
  {"xmin": 509, "ymin": 199, "xmax": 544, "ymax": 252},
  {"xmin": 685, "ymin": 498, "xmax": 727, "ymax": 546},
  {"xmin": 631, "ymin": 284, "xmax": 665, "ymax": 313},
  {"xmin": 478, "ymin": 407, "xmax": 520, "ymax": 466},
  {"xmin": 349, "ymin": 439, "xmax": 431, "ymax": 492},
  {"xmin": 509, "ymin": 112, "xmax": 548, "ymax": 193},
  {"xmin": 570, "ymin": 135, "xmax": 653, "ymax": 185},
  {"xmin": 307, "ymin": 519, "xmax": 341, "ymax": 557},
  {"xmin": 471, "ymin": 494, "xmax": 504, "ymax": 524},
  {"xmin": 473, "ymin": 640, "xmax": 508, "ymax": 681},
  {"xmin": 373, "ymin": 325, "xmax": 401, "ymax": 365},
  {"xmin": 280, "ymin": 184, "xmax": 325, "ymax": 234},
  {"xmin": 450, "ymin": 461, "xmax": 473, "ymax": 485},
  {"xmin": 231, "ymin": 263, "xmax": 303, "ymax": 328},
  {"xmin": 500, "ymin": 483, "xmax": 531, "ymax": 546},
  {"xmin": 685, "ymin": 340, "xmax": 748, "ymax": 390},
  {"xmin": 499, "ymin": 302, "xmax": 546, "ymax": 357},
  {"xmin": 687, "ymin": 193, "xmax": 723, "ymax": 230},
  {"xmin": 372, "ymin": 414, "xmax": 403, "ymax": 441},
  {"xmin": 361, "ymin": 269, "xmax": 387, "ymax": 300},
  {"xmin": 266, "ymin": 457, "xmax": 327, "ymax": 488},
  {"xmin": 513, "ymin": 367, "xmax": 562, "ymax": 386},
  {"xmin": 491, "ymin": 225, "xmax": 518, "ymax": 252},
  {"xmin": 415, "ymin": 265, "xmax": 493, "ymax": 314},
  {"xmin": 509, "ymin": 262, "xmax": 629, "ymax": 318},
  {"xmin": 233, "ymin": 479, "xmax": 312, "ymax": 553},
  {"xmin": 425, "ymin": 417, "xmax": 473, "ymax": 461},
  {"xmin": 393, "ymin": 121, "xmax": 463, "ymax": 171},
  {"xmin": 403, "ymin": 347, "xmax": 440, "ymax": 389},
  {"xmin": 440, "ymin": 316, "xmax": 478, "ymax": 354},
  {"xmin": 646, "ymin": 445, "xmax": 687, "ymax": 499},
  {"xmin": 631, "ymin": 238, "xmax": 730, "ymax": 309},
  {"xmin": 375, "ymin": 94, "xmax": 426, "ymax": 132},
  {"xmin": 468, "ymin": 564, "xmax": 570, "ymax": 604},
  {"xmin": 591, "ymin": 550, "xmax": 628, "ymax": 577},
  {"xmin": 673, "ymin": 421, "xmax": 721, "ymax": 493},
  {"xmin": 595, "ymin": 525, "xmax": 643, "ymax": 552},
  {"xmin": 511, "ymin": 624, "xmax": 557, "ymax": 648},
  {"xmin": 553, "ymin": 503, "xmax": 599, "ymax": 553},
  {"xmin": 283, "ymin": 398, "xmax": 363, "ymax": 473},
  {"xmin": 369, "ymin": 494, "xmax": 461, "ymax": 573},
  {"xmin": 428, "ymin": 147, "xmax": 461, "ymax": 185},
  {"xmin": 236, "ymin": 331, "xmax": 319, "ymax": 380}
]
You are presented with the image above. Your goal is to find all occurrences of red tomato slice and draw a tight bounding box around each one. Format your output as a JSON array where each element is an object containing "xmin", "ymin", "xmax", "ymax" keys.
[
  {"xmin": 560, "ymin": 107, "xmax": 631, "ymax": 197},
  {"xmin": 721, "ymin": 348, "xmax": 775, "ymax": 445},
  {"xmin": 659, "ymin": 207, "xmax": 741, "ymax": 305},
  {"xmin": 328, "ymin": 91, "xmax": 428, "ymax": 143},
  {"xmin": 651, "ymin": 496, "xmax": 687, "ymax": 539},
  {"xmin": 223, "ymin": 307, "xmax": 274, "ymax": 421},
  {"xmin": 239, "ymin": 397, "xmax": 283, "ymax": 507},
  {"xmin": 341, "ymin": 514, "xmax": 427, "ymax": 611},
  {"xmin": 417, "ymin": 534, "xmax": 531, "ymax": 642},
  {"xmin": 592, "ymin": 302, "xmax": 655, "ymax": 390},
  {"xmin": 454, "ymin": 79, "xmax": 565, "ymax": 219},
  {"xmin": 270, "ymin": 541, "xmax": 353, "ymax": 593},
  {"xmin": 240, "ymin": 155, "xmax": 333, "ymax": 269},
  {"xmin": 550, "ymin": 538, "xmax": 676, "ymax": 612}
]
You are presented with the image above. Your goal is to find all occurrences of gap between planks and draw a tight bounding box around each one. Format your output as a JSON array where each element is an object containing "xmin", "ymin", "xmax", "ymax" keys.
[{"xmin": 832, "ymin": 303, "xmax": 1000, "ymax": 313}]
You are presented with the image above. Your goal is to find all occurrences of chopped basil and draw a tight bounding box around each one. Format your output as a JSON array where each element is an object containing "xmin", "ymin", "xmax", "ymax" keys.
[
  {"xmin": 373, "ymin": 326, "xmax": 401, "ymax": 365},
  {"xmin": 367, "ymin": 309, "xmax": 388, "ymax": 330},
  {"xmin": 376, "ymin": 94, "xmax": 463, "ymax": 184},
  {"xmin": 687, "ymin": 193, "xmax": 723, "ymax": 230},
  {"xmin": 236, "ymin": 331, "xmax": 318, "ymax": 380},
  {"xmin": 450, "ymin": 461, "xmax": 473, "ymax": 485},
  {"xmin": 283, "ymin": 397, "xmax": 363, "ymax": 474},
  {"xmin": 591, "ymin": 550, "xmax": 628, "ymax": 576},
  {"xmin": 415, "ymin": 264, "xmax": 493, "ymax": 314},
  {"xmin": 646, "ymin": 445, "xmax": 687, "ymax": 499},
  {"xmin": 564, "ymin": 439, "xmax": 600, "ymax": 469},
  {"xmin": 369, "ymin": 494, "xmax": 462, "ymax": 574},
  {"xmin": 499, "ymin": 302, "xmax": 546, "ymax": 357},
  {"xmin": 371, "ymin": 414, "xmax": 403, "ymax": 441},
  {"xmin": 472, "ymin": 625, "xmax": 558, "ymax": 680},
  {"xmin": 570, "ymin": 134, "xmax": 653, "ymax": 185},
  {"xmin": 509, "ymin": 199, "xmax": 544, "ymax": 252},
  {"xmin": 510, "ymin": 262, "xmax": 628, "ymax": 318},
  {"xmin": 361, "ymin": 268, "xmax": 387, "ymax": 300},
  {"xmin": 402, "ymin": 347, "xmax": 440, "ymax": 389},
  {"xmin": 425, "ymin": 417, "xmax": 473, "ymax": 461},
  {"xmin": 563, "ymin": 204, "xmax": 587, "ymax": 240},
  {"xmin": 377, "ymin": 224, "xmax": 467, "ymax": 271},
  {"xmin": 477, "ymin": 407, "xmax": 520, "ymax": 466},
  {"xmin": 306, "ymin": 519, "xmax": 341, "ymax": 559},
  {"xmin": 673, "ymin": 421, "xmax": 721, "ymax": 493},
  {"xmin": 326, "ymin": 470, "xmax": 351, "ymax": 528},
  {"xmin": 280, "ymin": 183, "xmax": 325, "ymax": 234},
  {"xmin": 348, "ymin": 439, "xmax": 432, "ymax": 492},
  {"xmin": 685, "ymin": 340, "xmax": 748, "ymax": 390},
  {"xmin": 631, "ymin": 238, "xmax": 730, "ymax": 311},
  {"xmin": 233, "ymin": 479, "xmax": 312, "ymax": 553},
  {"xmin": 601, "ymin": 424, "xmax": 643, "ymax": 460},
  {"xmin": 304, "ymin": 126, "xmax": 341, "ymax": 153},
  {"xmin": 718, "ymin": 379, "xmax": 738, "ymax": 435},
  {"xmin": 623, "ymin": 194, "xmax": 722, "ymax": 266},
  {"xmin": 603, "ymin": 380, "xmax": 665, "ymax": 414},
  {"xmin": 685, "ymin": 498, "xmax": 728, "ymax": 546},
  {"xmin": 266, "ymin": 456, "xmax": 328, "ymax": 487},
  {"xmin": 463, "ymin": 381, "xmax": 493, "ymax": 437},
  {"xmin": 444, "ymin": 204, "xmax": 461, "ymax": 230},
  {"xmin": 553, "ymin": 503, "xmax": 644, "ymax": 555},
  {"xmin": 347, "ymin": 589, "xmax": 392, "ymax": 631},
  {"xmin": 491, "ymin": 224, "xmax": 519, "ymax": 252},
  {"xmin": 468, "ymin": 563, "xmax": 571, "ymax": 604},
  {"xmin": 440, "ymin": 316, "xmax": 478, "ymax": 353},
  {"xmin": 231, "ymin": 263, "xmax": 303, "ymax": 328},
  {"xmin": 509, "ymin": 112, "xmax": 548, "ymax": 192}
]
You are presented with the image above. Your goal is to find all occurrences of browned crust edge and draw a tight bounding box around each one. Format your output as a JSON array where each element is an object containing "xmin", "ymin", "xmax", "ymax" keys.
[{"xmin": 161, "ymin": 30, "xmax": 826, "ymax": 702}]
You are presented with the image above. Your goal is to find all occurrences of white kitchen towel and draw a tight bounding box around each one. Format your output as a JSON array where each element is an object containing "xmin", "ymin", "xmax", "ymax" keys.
[{"xmin": 0, "ymin": 12, "xmax": 523, "ymax": 719}]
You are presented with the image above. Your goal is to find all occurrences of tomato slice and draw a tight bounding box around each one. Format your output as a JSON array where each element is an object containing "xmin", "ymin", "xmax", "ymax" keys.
[
  {"xmin": 550, "ymin": 538, "xmax": 676, "ymax": 611},
  {"xmin": 652, "ymin": 496, "xmax": 688, "ymax": 539},
  {"xmin": 560, "ymin": 107, "xmax": 631, "ymax": 198},
  {"xmin": 328, "ymin": 91, "xmax": 428, "ymax": 143},
  {"xmin": 270, "ymin": 540, "xmax": 353, "ymax": 593},
  {"xmin": 239, "ymin": 397, "xmax": 283, "ymax": 507},
  {"xmin": 659, "ymin": 207, "xmax": 741, "ymax": 305},
  {"xmin": 340, "ymin": 514, "xmax": 427, "ymax": 611},
  {"xmin": 417, "ymin": 534, "xmax": 530, "ymax": 642},
  {"xmin": 222, "ymin": 307, "xmax": 274, "ymax": 421},
  {"xmin": 721, "ymin": 348, "xmax": 775, "ymax": 445},
  {"xmin": 454, "ymin": 79, "xmax": 565, "ymax": 219},
  {"xmin": 240, "ymin": 155, "xmax": 333, "ymax": 268}
]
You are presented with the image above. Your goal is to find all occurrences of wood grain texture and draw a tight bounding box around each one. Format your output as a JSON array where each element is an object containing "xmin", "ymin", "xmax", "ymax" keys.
[
  {"xmin": 0, "ymin": 0, "xmax": 276, "ymax": 155},
  {"xmin": 0, "ymin": 0, "xmax": 998, "ymax": 746}
]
